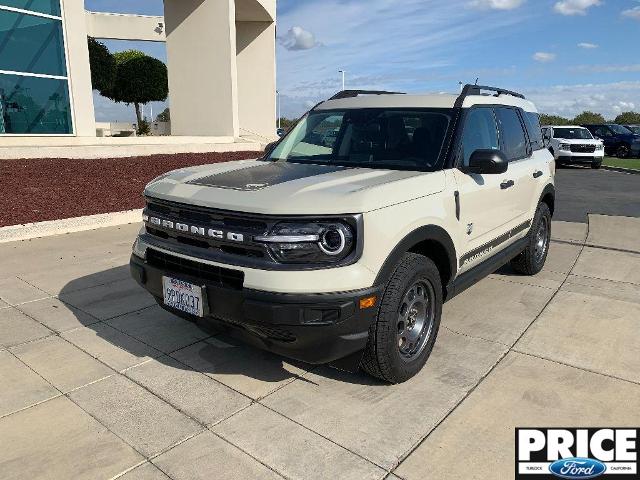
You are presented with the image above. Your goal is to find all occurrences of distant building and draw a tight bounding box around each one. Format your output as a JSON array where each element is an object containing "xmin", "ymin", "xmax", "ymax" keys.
[{"xmin": 0, "ymin": 0, "xmax": 276, "ymax": 155}]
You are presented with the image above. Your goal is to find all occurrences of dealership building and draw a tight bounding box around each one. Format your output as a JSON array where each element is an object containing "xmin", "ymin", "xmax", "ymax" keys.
[{"xmin": 0, "ymin": 0, "xmax": 276, "ymax": 157}]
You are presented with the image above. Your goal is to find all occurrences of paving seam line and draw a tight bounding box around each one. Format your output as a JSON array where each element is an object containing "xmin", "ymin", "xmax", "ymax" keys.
[{"xmin": 389, "ymin": 222, "xmax": 589, "ymax": 475}]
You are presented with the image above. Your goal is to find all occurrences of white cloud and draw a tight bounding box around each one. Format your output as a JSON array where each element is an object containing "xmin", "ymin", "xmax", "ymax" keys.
[
  {"xmin": 469, "ymin": 0, "xmax": 525, "ymax": 10},
  {"xmin": 525, "ymin": 81, "xmax": 640, "ymax": 119},
  {"xmin": 553, "ymin": 0, "xmax": 601, "ymax": 16},
  {"xmin": 278, "ymin": 26, "xmax": 320, "ymax": 51},
  {"xmin": 622, "ymin": 6, "xmax": 640, "ymax": 20},
  {"xmin": 533, "ymin": 52, "xmax": 556, "ymax": 62},
  {"xmin": 569, "ymin": 64, "xmax": 640, "ymax": 73},
  {"xmin": 577, "ymin": 42, "xmax": 598, "ymax": 49}
]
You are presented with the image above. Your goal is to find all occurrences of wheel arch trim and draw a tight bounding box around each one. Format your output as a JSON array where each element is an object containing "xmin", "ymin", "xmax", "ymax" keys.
[{"xmin": 373, "ymin": 225, "xmax": 457, "ymax": 289}]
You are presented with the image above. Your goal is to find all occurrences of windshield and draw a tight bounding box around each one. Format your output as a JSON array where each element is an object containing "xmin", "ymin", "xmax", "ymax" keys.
[
  {"xmin": 610, "ymin": 124, "xmax": 633, "ymax": 135},
  {"xmin": 553, "ymin": 127, "xmax": 593, "ymax": 140},
  {"xmin": 625, "ymin": 126, "xmax": 640, "ymax": 134},
  {"xmin": 267, "ymin": 108, "xmax": 452, "ymax": 171}
]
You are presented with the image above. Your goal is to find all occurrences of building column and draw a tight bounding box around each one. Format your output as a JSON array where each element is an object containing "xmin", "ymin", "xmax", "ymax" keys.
[
  {"xmin": 163, "ymin": 0, "xmax": 239, "ymax": 137},
  {"xmin": 236, "ymin": 21, "xmax": 276, "ymax": 139},
  {"xmin": 62, "ymin": 0, "xmax": 95, "ymax": 137}
]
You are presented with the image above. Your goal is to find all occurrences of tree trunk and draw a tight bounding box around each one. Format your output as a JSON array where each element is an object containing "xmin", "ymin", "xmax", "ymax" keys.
[{"xmin": 134, "ymin": 102, "xmax": 142, "ymax": 125}]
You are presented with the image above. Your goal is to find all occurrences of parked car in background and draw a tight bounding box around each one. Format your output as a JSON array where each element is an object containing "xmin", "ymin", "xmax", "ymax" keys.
[
  {"xmin": 582, "ymin": 124, "xmax": 640, "ymax": 158},
  {"xmin": 623, "ymin": 125, "xmax": 640, "ymax": 135},
  {"xmin": 544, "ymin": 125, "xmax": 604, "ymax": 169}
]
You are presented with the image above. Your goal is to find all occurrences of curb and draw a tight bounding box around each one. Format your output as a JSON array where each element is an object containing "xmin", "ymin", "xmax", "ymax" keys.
[
  {"xmin": 0, "ymin": 209, "xmax": 143, "ymax": 244},
  {"xmin": 601, "ymin": 165, "xmax": 640, "ymax": 175}
]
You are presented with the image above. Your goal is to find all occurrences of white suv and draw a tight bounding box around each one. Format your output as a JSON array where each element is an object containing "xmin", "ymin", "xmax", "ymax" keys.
[
  {"xmin": 131, "ymin": 85, "xmax": 555, "ymax": 383},
  {"xmin": 543, "ymin": 125, "xmax": 604, "ymax": 169}
]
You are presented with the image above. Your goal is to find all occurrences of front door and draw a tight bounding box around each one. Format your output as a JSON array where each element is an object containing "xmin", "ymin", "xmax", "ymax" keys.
[{"xmin": 453, "ymin": 107, "xmax": 521, "ymax": 273}]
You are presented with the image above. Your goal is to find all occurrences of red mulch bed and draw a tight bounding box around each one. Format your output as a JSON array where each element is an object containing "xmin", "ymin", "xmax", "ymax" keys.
[{"xmin": 0, "ymin": 151, "xmax": 261, "ymax": 227}]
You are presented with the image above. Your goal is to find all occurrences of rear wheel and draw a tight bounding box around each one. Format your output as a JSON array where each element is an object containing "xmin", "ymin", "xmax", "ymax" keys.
[
  {"xmin": 510, "ymin": 203, "xmax": 551, "ymax": 275},
  {"xmin": 360, "ymin": 253, "xmax": 442, "ymax": 384}
]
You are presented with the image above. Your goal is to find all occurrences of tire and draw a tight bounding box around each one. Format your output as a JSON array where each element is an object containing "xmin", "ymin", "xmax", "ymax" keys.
[
  {"xmin": 360, "ymin": 253, "xmax": 442, "ymax": 384},
  {"xmin": 591, "ymin": 161, "xmax": 602, "ymax": 169},
  {"xmin": 510, "ymin": 203, "xmax": 551, "ymax": 276},
  {"xmin": 617, "ymin": 144, "xmax": 631, "ymax": 159}
]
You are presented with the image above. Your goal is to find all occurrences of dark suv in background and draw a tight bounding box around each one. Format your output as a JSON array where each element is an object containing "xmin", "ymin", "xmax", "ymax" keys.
[{"xmin": 582, "ymin": 124, "xmax": 640, "ymax": 158}]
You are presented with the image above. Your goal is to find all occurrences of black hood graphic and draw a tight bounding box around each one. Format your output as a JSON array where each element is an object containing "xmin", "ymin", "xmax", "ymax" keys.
[{"xmin": 187, "ymin": 162, "xmax": 347, "ymax": 191}]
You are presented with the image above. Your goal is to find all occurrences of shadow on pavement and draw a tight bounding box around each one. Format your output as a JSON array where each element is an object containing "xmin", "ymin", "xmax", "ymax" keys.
[{"xmin": 60, "ymin": 264, "xmax": 384, "ymax": 387}]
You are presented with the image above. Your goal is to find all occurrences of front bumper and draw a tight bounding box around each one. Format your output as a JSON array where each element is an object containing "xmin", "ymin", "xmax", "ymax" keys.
[
  {"xmin": 557, "ymin": 154, "xmax": 603, "ymax": 164},
  {"xmin": 130, "ymin": 253, "xmax": 382, "ymax": 365}
]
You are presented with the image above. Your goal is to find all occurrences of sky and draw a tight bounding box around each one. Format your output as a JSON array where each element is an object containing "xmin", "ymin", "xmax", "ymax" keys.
[{"xmin": 85, "ymin": 0, "xmax": 640, "ymax": 122}]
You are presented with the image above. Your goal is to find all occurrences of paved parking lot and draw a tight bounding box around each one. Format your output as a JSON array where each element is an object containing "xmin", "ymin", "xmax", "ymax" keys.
[
  {"xmin": 555, "ymin": 167, "xmax": 640, "ymax": 222},
  {"xmin": 1, "ymin": 213, "xmax": 640, "ymax": 479}
]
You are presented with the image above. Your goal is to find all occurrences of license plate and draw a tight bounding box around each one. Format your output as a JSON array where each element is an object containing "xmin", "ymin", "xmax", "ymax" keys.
[{"xmin": 162, "ymin": 276, "xmax": 204, "ymax": 317}]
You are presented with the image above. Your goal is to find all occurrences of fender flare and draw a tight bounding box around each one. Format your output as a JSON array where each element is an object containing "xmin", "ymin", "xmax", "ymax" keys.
[
  {"xmin": 539, "ymin": 183, "xmax": 555, "ymax": 216},
  {"xmin": 373, "ymin": 225, "xmax": 457, "ymax": 287}
]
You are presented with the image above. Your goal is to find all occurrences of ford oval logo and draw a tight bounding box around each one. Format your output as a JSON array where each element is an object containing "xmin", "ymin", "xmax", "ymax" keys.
[{"xmin": 549, "ymin": 457, "xmax": 607, "ymax": 479}]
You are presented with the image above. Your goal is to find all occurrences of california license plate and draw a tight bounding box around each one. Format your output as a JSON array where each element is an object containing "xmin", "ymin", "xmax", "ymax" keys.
[{"xmin": 162, "ymin": 276, "xmax": 204, "ymax": 317}]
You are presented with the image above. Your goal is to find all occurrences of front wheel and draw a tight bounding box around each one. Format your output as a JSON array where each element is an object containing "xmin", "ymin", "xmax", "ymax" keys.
[
  {"xmin": 591, "ymin": 160, "xmax": 602, "ymax": 169},
  {"xmin": 360, "ymin": 253, "xmax": 442, "ymax": 384},
  {"xmin": 510, "ymin": 203, "xmax": 551, "ymax": 275},
  {"xmin": 617, "ymin": 144, "xmax": 631, "ymax": 159}
]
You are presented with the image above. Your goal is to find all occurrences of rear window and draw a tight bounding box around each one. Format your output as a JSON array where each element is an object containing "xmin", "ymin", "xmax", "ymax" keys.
[
  {"xmin": 495, "ymin": 107, "xmax": 528, "ymax": 161},
  {"xmin": 523, "ymin": 112, "xmax": 544, "ymax": 150}
]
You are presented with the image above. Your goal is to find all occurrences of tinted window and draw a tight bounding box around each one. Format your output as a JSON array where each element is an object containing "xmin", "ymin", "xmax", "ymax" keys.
[
  {"xmin": 0, "ymin": 10, "xmax": 67, "ymax": 76},
  {"xmin": 270, "ymin": 109, "xmax": 452, "ymax": 171},
  {"xmin": 0, "ymin": 73, "xmax": 72, "ymax": 134},
  {"xmin": 495, "ymin": 107, "xmax": 528, "ymax": 161},
  {"xmin": 523, "ymin": 112, "xmax": 544, "ymax": 150},
  {"xmin": 460, "ymin": 108, "xmax": 499, "ymax": 166},
  {"xmin": 593, "ymin": 126, "xmax": 612, "ymax": 138},
  {"xmin": 0, "ymin": 0, "xmax": 60, "ymax": 16},
  {"xmin": 553, "ymin": 128, "xmax": 593, "ymax": 140}
]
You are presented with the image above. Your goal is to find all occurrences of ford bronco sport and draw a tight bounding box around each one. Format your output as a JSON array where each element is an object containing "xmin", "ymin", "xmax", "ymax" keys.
[{"xmin": 131, "ymin": 84, "xmax": 555, "ymax": 384}]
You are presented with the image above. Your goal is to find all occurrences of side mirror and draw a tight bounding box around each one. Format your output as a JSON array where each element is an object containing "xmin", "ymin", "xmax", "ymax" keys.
[{"xmin": 464, "ymin": 149, "xmax": 508, "ymax": 175}]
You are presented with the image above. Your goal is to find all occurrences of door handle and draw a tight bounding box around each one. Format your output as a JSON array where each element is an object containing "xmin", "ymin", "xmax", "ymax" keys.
[
  {"xmin": 500, "ymin": 180, "xmax": 515, "ymax": 190},
  {"xmin": 533, "ymin": 171, "xmax": 543, "ymax": 178}
]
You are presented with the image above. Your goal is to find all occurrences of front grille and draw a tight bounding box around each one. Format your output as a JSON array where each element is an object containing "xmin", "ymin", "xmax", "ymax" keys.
[
  {"xmin": 570, "ymin": 144, "xmax": 596, "ymax": 153},
  {"xmin": 147, "ymin": 249, "xmax": 244, "ymax": 290},
  {"xmin": 144, "ymin": 198, "xmax": 271, "ymax": 261}
]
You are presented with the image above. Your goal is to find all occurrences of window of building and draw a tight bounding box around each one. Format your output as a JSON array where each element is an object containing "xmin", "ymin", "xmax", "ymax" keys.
[
  {"xmin": 495, "ymin": 107, "xmax": 528, "ymax": 161},
  {"xmin": 0, "ymin": 0, "xmax": 73, "ymax": 134},
  {"xmin": 0, "ymin": 0, "xmax": 60, "ymax": 16},
  {"xmin": 460, "ymin": 108, "xmax": 499, "ymax": 166}
]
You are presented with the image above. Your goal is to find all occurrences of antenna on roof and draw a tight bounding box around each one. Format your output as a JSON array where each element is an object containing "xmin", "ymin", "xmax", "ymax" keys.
[{"xmin": 474, "ymin": 78, "xmax": 479, "ymax": 85}]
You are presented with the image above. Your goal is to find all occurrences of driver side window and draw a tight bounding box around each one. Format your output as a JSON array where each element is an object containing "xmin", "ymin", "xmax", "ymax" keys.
[
  {"xmin": 460, "ymin": 108, "xmax": 499, "ymax": 166},
  {"xmin": 594, "ymin": 127, "xmax": 612, "ymax": 138}
]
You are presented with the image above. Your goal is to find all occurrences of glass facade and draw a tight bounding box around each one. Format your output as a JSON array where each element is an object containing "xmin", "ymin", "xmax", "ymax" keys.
[{"xmin": 0, "ymin": 0, "xmax": 73, "ymax": 134}]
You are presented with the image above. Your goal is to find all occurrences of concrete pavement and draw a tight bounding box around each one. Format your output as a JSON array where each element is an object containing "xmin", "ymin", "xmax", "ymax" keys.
[{"xmin": 0, "ymin": 217, "xmax": 639, "ymax": 479}]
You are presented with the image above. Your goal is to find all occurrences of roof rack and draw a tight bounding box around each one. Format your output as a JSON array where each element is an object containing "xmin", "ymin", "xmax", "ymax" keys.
[
  {"xmin": 328, "ymin": 89, "xmax": 406, "ymax": 101},
  {"xmin": 455, "ymin": 84, "xmax": 525, "ymax": 107}
]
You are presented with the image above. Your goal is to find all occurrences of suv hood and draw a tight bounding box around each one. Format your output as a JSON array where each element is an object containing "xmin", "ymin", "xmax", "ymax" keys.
[{"xmin": 144, "ymin": 160, "xmax": 446, "ymax": 215}]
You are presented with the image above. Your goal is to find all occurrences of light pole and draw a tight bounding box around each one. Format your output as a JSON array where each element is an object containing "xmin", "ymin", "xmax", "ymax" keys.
[
  {"xmin": 338, "ymin": 70, "xmax": 346, "ymax": 91},
  {"xmin": 276, "ymin": 90, "xmax": 281, "ymax": 129}
]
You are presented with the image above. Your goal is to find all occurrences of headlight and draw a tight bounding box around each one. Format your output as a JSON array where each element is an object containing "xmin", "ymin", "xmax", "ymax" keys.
[
  {"xmin": 560, "ymin": 143, "xmax": 571, "ymax": 151},
  {"xmin": 595, "ymin": 144, "xmax": 604, "ymax": 151},
  {"xmin": 132, "ymin": 237, "xmax": 147, "ymax": 259},
  {"xmin": 255, "ymin": 220, "xmax": 355, "ymax": 264}
]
